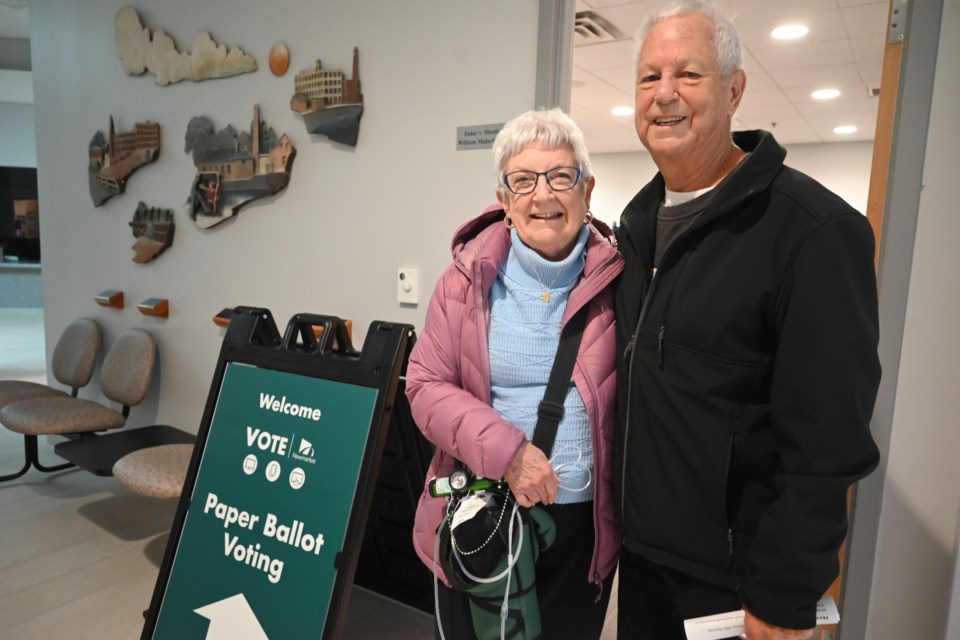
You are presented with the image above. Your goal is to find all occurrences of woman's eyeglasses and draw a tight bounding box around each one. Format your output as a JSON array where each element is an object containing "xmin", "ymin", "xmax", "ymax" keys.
[{"xmin": 502, "ymin": 166, "xmax": 582, "ymax": 195}]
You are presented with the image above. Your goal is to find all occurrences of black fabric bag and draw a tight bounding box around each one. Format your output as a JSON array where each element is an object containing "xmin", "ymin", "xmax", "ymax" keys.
[
  {"xmin": 434, "ymin": 305, "xmax": 586, "ymax": 589},
  {"xmin": 431, "ymin": 307, "xmax": 588, "ymax": 638},
  {"xmin": 437, "ymin": 481, "xmax": 517, "ymax": 591}
]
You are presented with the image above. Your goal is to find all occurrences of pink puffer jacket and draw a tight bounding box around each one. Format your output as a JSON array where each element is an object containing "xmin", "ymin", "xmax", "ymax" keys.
[{"xmin": 406, "ymin": 204, "xmax": 624, "ymax": 586}]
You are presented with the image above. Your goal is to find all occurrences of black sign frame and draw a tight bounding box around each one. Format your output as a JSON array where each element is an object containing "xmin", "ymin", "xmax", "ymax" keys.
[{"xmin": 141, "ymin": 307, "xmax": 415, "ymax": 640}]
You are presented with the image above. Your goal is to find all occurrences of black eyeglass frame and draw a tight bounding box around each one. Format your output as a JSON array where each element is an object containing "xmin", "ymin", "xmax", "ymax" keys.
[{"xmin": 501, "ymin": 166, "xmax": 583, "ymax": 195}]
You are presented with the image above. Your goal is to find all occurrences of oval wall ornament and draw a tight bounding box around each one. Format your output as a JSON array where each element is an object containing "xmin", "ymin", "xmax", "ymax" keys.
[{"xmin": 269, "ymin": 43, "xmax": 290, "ymax": 76}]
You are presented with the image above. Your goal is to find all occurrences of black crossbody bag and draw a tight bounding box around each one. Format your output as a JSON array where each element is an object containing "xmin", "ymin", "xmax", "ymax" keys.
[{"xmin": 436, "ymin": 304, "xmax": 588, "ymax": 591}]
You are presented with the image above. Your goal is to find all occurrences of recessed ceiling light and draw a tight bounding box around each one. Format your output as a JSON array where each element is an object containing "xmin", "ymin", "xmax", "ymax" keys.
[
  {"xmin": 834, "ymin": 125, "xmax": 858, "ymax": 135},
  {"xmin": 771, "ymin": 24, "xmax": 809, "ymax": 40},
  {"xmin": 812, "ymin": 88, "xmax": 841, "ymax": 100},
  {"xmin": 611, "ymin": 106, "xmax": 634, "ymax": 117}
]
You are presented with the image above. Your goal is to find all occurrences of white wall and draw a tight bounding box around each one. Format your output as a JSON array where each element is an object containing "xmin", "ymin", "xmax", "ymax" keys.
[
  {"xmin": 589, "ymin": 140, "xmax": 873, "ymax": 226},
  {"xmin": 0, "ymin": 102, "xmax": 36, "ymax": 167},
  {"xmin": 30, "ymin": 0, "xmax": 540, "ymax": 432},
  {"xmin": 863, "ymin": 0, "xmax": 960, "ymax": 637}
]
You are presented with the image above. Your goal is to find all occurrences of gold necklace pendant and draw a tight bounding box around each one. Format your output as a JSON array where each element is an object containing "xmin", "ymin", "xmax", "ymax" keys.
[{"xmin": 523, "ymin": 245, "xmax": 560, "ymax": 303}]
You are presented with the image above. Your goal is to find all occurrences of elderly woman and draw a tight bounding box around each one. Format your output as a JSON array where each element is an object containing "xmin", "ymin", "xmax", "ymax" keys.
[{"xmin": 406, "ymin": 108, "xmax": 623, "ymax": 639}]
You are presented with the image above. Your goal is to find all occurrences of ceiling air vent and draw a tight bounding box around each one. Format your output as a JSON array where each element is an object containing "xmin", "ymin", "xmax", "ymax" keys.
[
  {"xmin": 574, "ymin": 11, "xmax": 626, "ymax": 46},
  {"xmin": 867, "ymin": 85, "xmax": 881, "ymax": 97}
]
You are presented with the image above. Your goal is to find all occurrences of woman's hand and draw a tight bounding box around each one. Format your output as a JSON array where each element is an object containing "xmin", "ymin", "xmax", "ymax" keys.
[{"xmin": 504, "ymin": 441, "xmax": 560, "ymax": 507}]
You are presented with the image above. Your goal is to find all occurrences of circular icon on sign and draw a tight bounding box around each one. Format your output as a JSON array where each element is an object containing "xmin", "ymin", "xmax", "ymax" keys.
[
  {"xmin": 243, "ymin": 454, "xmax": 258, "ymax": 475},
  {"xmin": 265, "ymin": 460, "xmax": 282, "ymax": 482},
  {"xmin": 290, "ymin": 467, "xmax": 306, "ymax": 490}
]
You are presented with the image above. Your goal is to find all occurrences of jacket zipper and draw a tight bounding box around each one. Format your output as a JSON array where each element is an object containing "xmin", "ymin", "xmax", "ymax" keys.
[
  {"xmin": 618, "ymin": 201, "xmax": 713, "ymax": 535},
  {"xmin": 657, "ymin": 325, "xmax": 666, "ymax": 369},
  {"xmin": 619, "ymin": 185, "xmax": 759, "ymax": 549}
]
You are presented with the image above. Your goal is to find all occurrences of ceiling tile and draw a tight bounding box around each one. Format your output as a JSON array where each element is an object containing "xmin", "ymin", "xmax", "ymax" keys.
[
  {"xmin": 590, "ymin": 64, "xmax": 636, "ymax": 92},
  {"xmin": 736, "ymin": 10, "xmax": 848, "ymax": 49},
  {"xmin": 841, "ymin": 3, "xmax": 890, "ymax": 39},
  {"xmin": 574, "ymin": 39, "xmax": 636, "ymax": 71},
  {"xmin": 736, "ymin": 117, "xmax": 822, "ymax": 143},
  {"xmin": 571, "ymin": 70, "xmax": 633, "ymax": 108},
  {"xmin": 808, "ymin": 120, "xmax": 876, "ymax": 143},
  {"xmin": 753, "ymin": 39, "xmax": 855, "ymax": 72},
  {"xmin": 737, "ymin": 92, "xmax": 797, "ymax": 115},
  {"xmin": 772, "ymin": 62, "xmax": 865, "ymax": 92},
  {"xmin": 585, "ymin": 1, "xmax": 663, "ymax": 37},
  {"xmin": 736, "ymin": 100, "xmax": 803, "ymax": 127},
  {"xmin": 783, "ymin": 84, "xmax": 877, "ymax": 105},
  {"xmin": 794, "ymin": 95, "xmax": 880, "ymax": 121},
  {"xmin": 856, "ymin": 59, "xmax": 883, "ymax": 90},
  {"xmin": 849, "ymin": 34, "xmax": 886, "ymax": 63},
  {"xmin": 721, "ymin": 0, "xmax": 838, "ymax": 21},
  {"xmin": 742, "ymin": 68, "xmax": 783, "ymax": 95}
]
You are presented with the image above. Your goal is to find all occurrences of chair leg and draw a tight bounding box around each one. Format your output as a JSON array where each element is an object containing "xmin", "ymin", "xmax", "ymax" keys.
[
  {"xmin": 29, "ymin": 435, "xmax": 76, "ymax": 473},
  {"xmin": 0, "ymin": 434, "xmax": 76, "ymax": 482},
  {"xmin": 0, "ymin": 434, "xmax": 32, "ymax": 482}
]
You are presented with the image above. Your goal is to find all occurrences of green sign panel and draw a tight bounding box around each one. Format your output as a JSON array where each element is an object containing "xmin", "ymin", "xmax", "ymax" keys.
[{"xmin": 151, "ymin": 362, "xmax": 378, "ymax": 639}]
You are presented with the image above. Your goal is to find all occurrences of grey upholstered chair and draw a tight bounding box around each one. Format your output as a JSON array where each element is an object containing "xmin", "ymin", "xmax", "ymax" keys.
[
  {"xmin": 0, "ymin": 328, "xmax": 156, "ymax": 482},
  {"xmin": 0, "ymin": 318, "xmax": 101, "ymax": 409},
  {"xmin": 113, "ymin": 443, "xmax": 194, "ymax": 499}
]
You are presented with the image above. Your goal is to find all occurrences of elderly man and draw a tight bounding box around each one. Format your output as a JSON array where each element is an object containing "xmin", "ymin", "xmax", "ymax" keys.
[{"xmin": 613, "ymin": 2, "xmax": 881, "ymax": 640}]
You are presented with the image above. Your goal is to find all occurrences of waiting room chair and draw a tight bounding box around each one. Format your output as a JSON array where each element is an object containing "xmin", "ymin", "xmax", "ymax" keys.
[
  {"xmin": 0, "ymin": 328, "xmax": 156, "ymax": 482},
  {"xmin": 0, "ymin": 318, "xmax": 101, "ymax": 409},
  {"xmin": 113, "ymin": 443, "xmax": 194, "ymax": 499}
]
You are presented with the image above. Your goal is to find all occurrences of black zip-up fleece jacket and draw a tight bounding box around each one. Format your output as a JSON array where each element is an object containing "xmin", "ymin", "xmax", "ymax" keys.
[{"xmin": 614, "ymin": 130, "xmax": 881, "ymax": 629}]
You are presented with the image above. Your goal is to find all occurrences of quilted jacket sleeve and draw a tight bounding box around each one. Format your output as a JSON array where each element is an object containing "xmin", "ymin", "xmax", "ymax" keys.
[{"xmin": 405, "ymin": 268, "xmax": 526, "ymax": 480}]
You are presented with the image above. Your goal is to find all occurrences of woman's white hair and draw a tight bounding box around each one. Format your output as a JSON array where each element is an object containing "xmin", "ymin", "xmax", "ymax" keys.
[
  {"xmin": 633, "ymin": 0, "xmax": 743, "ymax": 80},
  {"xmin": 492, "ymin": 108, "xmax": 593, "ymax": 189}
]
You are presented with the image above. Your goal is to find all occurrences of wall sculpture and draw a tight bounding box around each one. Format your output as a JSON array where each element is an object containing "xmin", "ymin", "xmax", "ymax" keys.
[
  {"xmin": 290, "ymin": 47, "xmax": 363, "ymax": 147},
  {"xmin": 130, "ymin": 202, "xmax": 175, "ymax": 263},
  {"xmin": 184, "ymin": 105, "xmax": 296, "ymax": 229},
  {"xmin": 114, "ymin": 7, "xmax": 257, "ymax": 86},
  {"xmin": 88, "ymin": 116, "xmax": 160, "ymax": 207}
]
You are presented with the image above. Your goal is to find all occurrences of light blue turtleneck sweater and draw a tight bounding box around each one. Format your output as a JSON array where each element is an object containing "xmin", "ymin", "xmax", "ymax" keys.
[{"xmin": 488, "ymin": 226, "xmax": 592, "ymax": 504}]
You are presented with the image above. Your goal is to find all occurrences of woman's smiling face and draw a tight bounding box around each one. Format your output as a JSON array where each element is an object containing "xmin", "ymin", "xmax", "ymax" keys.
[{"xmin": 497, "ymin": 142, "xmax": 594, "ymax": 261}]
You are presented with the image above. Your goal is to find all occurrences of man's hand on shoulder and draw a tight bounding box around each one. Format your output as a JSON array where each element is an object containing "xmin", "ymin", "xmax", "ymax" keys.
[{"xmin": 740, "ymin": 608, "xmax": 814, "ymax": 640}]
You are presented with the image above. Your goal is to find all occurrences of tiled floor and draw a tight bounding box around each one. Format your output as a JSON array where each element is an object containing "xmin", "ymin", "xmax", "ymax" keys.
[{"xmin": 0, "ymin": 308, "xmax": 618, "ymax": 639}]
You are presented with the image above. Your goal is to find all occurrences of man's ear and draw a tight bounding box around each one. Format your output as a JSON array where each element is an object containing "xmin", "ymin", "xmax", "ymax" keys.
[{"xmin": 728, "ymin": 69, "xmax": 747, "ymax": 117}]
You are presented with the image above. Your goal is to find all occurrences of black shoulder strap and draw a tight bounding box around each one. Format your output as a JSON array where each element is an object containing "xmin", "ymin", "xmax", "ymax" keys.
[{"xmin": 530, "ymin": 305, "xmax": 588, "ymax": 459}]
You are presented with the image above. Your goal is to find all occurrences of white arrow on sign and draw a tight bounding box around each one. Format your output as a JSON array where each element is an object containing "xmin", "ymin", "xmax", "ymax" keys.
[{"xmin": 195, "ymin": 593, "xmax": 269, "ymax": 640}]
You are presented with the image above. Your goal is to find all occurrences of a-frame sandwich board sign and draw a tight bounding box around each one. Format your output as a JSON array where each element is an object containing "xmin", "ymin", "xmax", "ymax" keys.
[{"xmin": 141, "ymin": 307, "xmax": 416, "ymax": 640}]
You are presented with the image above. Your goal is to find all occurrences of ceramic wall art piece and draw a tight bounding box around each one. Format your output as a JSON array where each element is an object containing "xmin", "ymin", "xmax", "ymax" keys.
[
  {"xmin": 88, "ymin": 117, "xmax": 160, "ymax": 207},
  {"xmin": 184, "ymin": 104, "xmax": 296, "ymax": 229},
  {"xmin": 268, "ymin": 43, "xmax": 289, "ymax": 76},
  {"xmin": 290, "ymin": 47, "xmax": 363, "ymax": 147},
  {"xmin": 129, "ymin": 201, "xmax": 175, "ymax": 263},
  {"xmin": 114, "ymin": 7, "xmax": 256, "ymax": 86}
]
